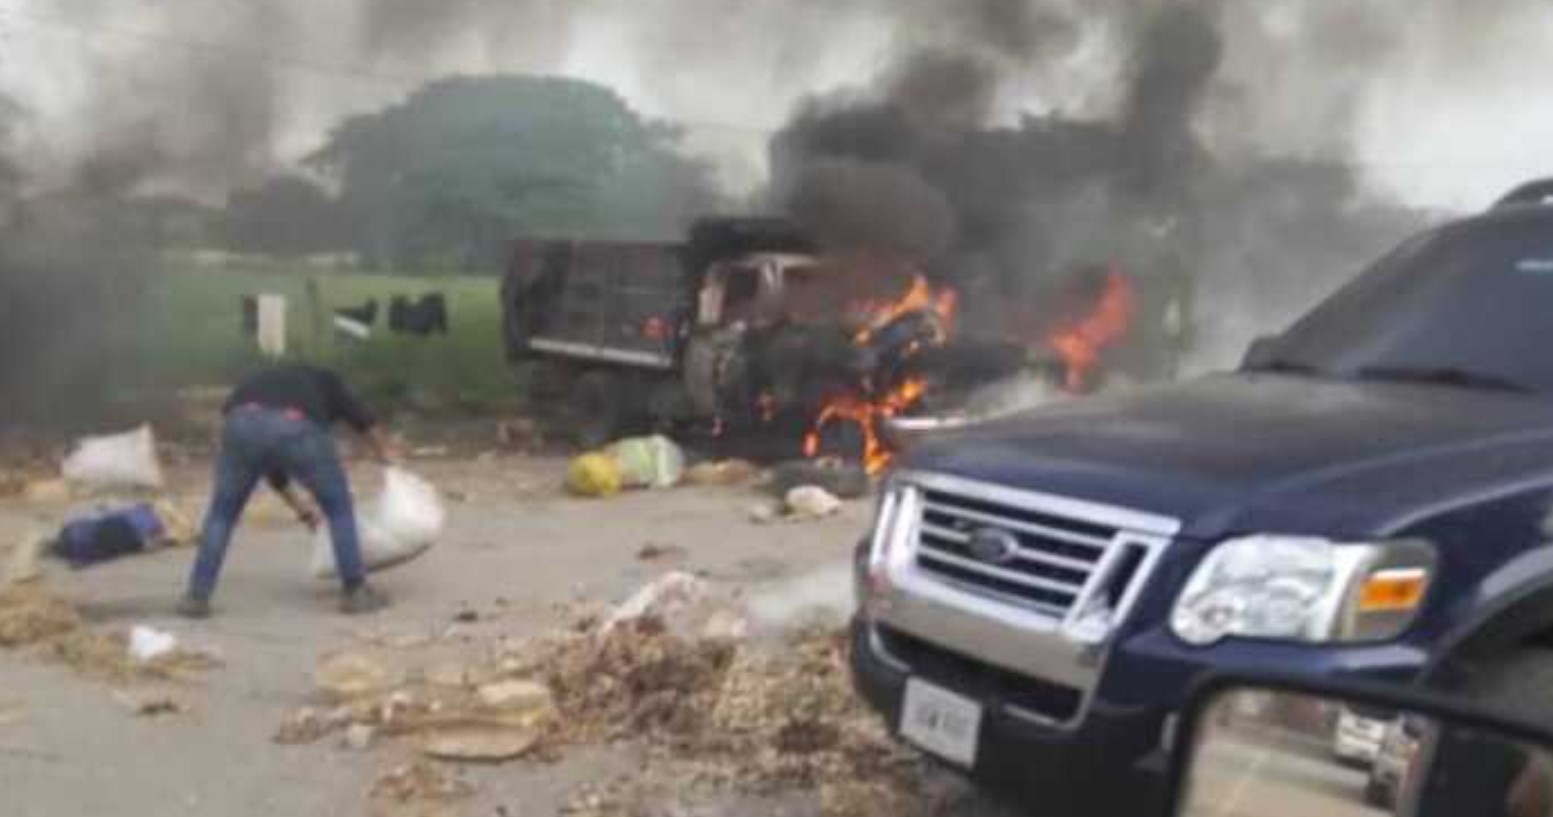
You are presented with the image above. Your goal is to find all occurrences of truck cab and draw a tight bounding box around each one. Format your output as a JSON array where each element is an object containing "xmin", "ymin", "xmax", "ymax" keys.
[{"xmin": 850, "ymin": 183, "xmax": 1553, "ymax": 813}]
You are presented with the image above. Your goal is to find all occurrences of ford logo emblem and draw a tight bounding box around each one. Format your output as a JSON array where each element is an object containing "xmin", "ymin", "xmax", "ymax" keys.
[{"xmin": 967, "ymin": 528, "xmax": 1021, "ymax": 566}]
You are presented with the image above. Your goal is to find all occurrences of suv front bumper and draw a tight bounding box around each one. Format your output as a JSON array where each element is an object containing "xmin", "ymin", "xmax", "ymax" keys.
[{"xmin": 850, "ymin": 615, "xmax": 1167, "ymax": 799}]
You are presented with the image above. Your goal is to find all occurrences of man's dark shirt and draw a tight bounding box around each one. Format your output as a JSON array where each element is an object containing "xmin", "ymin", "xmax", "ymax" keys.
[
  {"xmin": 225, "ymin": 365, "xmax": 377, "ymax": 432},
  {"xmin": 223, "ymin": 365, "xmax": 377, "ymax": 492}
]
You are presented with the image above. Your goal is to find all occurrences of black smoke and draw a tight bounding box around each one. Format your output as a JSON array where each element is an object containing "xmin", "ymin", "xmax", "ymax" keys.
[{"xmin": 770, "ymin": 2, "xmax": 1426, "ymax": 362}]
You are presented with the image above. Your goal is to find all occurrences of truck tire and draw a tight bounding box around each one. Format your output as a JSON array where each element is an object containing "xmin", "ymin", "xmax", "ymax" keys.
[{"xmin": 570, "ymin": 371, "xmax": 628, "ymax": 449}]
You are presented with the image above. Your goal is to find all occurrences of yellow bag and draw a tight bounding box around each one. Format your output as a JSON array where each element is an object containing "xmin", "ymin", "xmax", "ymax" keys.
[{"xmin": 567, "ymin": 452, "xmax": 622, "ymax": 498}]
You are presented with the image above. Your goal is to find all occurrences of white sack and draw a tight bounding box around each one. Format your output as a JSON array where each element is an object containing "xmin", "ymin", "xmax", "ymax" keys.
[
  {"xmin": 311, "ymin": 467, "xmax": 446, "ymax": 579},
  {"xmin": 61, "ymin": 425, "xmax": 165, "ymax": 490}
]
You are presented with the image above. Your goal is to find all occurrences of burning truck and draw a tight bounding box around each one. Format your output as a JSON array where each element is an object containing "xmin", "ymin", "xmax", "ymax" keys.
[{"xmin": 501, "ymin": 217, "xmax": 1191, "ymax": 471}]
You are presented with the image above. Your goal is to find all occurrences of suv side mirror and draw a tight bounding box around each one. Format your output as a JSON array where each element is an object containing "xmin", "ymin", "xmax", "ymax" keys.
[
  {"xmin": 1167, "ymin": 675, "xmax": 1553, "ymax": 817},
  {"xmin": 1241, "ymin": 335, "xmax": 1281, "ymax": 370}
]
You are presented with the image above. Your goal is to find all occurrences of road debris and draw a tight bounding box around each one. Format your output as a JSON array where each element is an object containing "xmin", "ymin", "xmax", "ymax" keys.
[
  {"xmin": 751, "ymin": 486, "xmax": 846, "ymax": 524},
  {"xmin": 368, "ymin": 759, "xmax": 473, "ymax": 817},
  {"xmin": 22, "ymin": 479, "xmax": 72, "ymax": 505},
  {"xmin": 4, "ymin": 531, "xmax": 47, "ymax": 585},
  {"xmin": 599, "ymin": 571, "xmax": 746, "ymax": 643},
  {"xmin": 152, "ymin": 499, "xmax": 199, "ymax": 546},
  {"xmin": 343, "ymin": 723, "xmax": 378, "ymax": 751},
  {"xmin": 636, "ymin": 542, "xmax": 686, "ymax": 562},
  {"xmin": 0, "ymin": 585, "xmax": 81, "ymax": 647},
  {"xmin": 60, "ymin": 424, "xmax": 165, "ymax": 491},
  {"xmin": 419, "ymin": 721, "xmax": 543, "ymax": 762},
  {"xmin": 786, "ymin": 486, "xmax": 843, "ymax": 519},
  {"xmin": 282, "ymin": 572, "xmax": 923, "ymax": 817},
  {"xmin": 275, "ymin": 707, "xmax": 338, "ymax": 745},
  {"xmin": 768, "ymin": 460, "xmax": 870, "ymax": 500},
  {"xmin": 316, "ymin": 650, "xmax": 404, "ymax": 701},
  {"xmin": 129, "ymin": 626, "xmax": 180, "ymax": 663},
  {"xmin": 683, "ymin": 459, "xmax": 761, "ymax": 488},
  {"xmin": 113, "ymin": 689, "xmax": 190, "ymax": 718}
]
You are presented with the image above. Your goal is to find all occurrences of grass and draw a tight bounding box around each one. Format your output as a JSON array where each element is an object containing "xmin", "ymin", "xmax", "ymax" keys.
[{"xmin": 127, "ymin": 257, "xmax": 520, "ymax": 414}]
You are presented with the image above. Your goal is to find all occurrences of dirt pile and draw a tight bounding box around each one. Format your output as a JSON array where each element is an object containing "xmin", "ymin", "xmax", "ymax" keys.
[
  {"xmin": 294, "ymin": 580, "xmax": 925, "ymax": 817},
  {"xmin": 535, "ymin": 620, "xmax": 924, "ymax": 816},
  {"xmin": 368, "ymin": 759, "xmax": 473, "ymax": 817},
  {"xmin": 0, "ymin": 585, "xmax": 82, "ymax": 646},
  {"xmin": 0, "ymin": 585, "xmax": 214, "ymax": 682}
]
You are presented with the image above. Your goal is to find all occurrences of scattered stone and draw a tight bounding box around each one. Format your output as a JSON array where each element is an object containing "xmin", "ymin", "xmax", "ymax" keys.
[
  {"xmin": 275, "ymin": 708, "xmax": 334, "ymax": 745},
  {"xmin": 476, "ymin": 679, "xmax": 556, "ymax": 724},
  {"xmin": 368, "ymin": 760, "xmax": 472, "ymax": 817},
  {"xmin": 4, "ymin": 532, "xmax": 47, "ymax": 586},
  {"xmin": 636, "ymin": 543, "xmax": 686, "ymax": 562},
  {"xmin": 786, "ymin": 486, "xmax": 843, "ymax": 520},
  {"xmin": 316, "ymin": 650, "xmax": 402, "ymax": 701},
  {"xmin": 748, "ymin": 502, "xmax": 781, "ymax": 525},
  {"xmin": 114, "ymin": 690, "xmax": 188, "ymax": 718},
  {"xmin": 768, "ymin": 460, "xmax": 870, "ymax": 500},
  {"xmin": 343, "ymin": 723, "xmax": 377, "ymax": 751},
  {"xmin": 683, "ymin": 459, "xmax": 761, "ymax": 488},
  {"xmin": 420, "ymin": 722, "xmax": 543, "ymax": 763}
]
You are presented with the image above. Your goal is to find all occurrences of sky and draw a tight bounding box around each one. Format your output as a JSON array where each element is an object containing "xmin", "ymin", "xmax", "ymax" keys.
[{"xmin": 0, "ymin": 0, "xmax": 1549, "ymax": 210}]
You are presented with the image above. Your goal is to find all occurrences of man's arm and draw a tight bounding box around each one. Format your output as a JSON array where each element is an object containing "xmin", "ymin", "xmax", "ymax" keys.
[
  {"xmin": 363, "ymin": 426, "xmax": 404, "ymax": 465},
  {"xmin": 323, "ymin": 370, "xmax": 401, "ymax": 462}
]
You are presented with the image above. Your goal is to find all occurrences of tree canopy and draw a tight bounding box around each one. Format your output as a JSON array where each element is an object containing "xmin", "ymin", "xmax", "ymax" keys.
[{"xmin": 307, "ymin": 75, "xmax": 719, "ymax": 273}]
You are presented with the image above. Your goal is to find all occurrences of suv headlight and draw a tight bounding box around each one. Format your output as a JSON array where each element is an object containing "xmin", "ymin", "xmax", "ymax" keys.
[{"xmin": 1171, "ymin": 535, "xmax": 1434, "ymax": 647}]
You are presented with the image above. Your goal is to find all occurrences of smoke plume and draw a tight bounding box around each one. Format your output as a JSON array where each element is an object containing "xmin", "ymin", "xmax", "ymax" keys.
[{"xmin": 1, "ymin": 0, "xmax": 1550, "ymax": 423}]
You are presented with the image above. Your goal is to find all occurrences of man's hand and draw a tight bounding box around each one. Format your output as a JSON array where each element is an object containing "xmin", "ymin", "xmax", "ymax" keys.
[
  {"xmin": 367, "ymin": 427, "xmax": 405, "ymax": 465},
  {"xmin": 295, "ymin": 506, "xmax": 321, "ymax": 532},
  {"xmin": 276, "ymin": 485, "xmax": 320, "ymax": 531}
]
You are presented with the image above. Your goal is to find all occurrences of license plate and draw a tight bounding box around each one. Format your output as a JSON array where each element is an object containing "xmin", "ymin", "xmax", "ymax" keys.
[{"xmin": 899, "ymin": 678, "xmax": 983, "ymax": 768}]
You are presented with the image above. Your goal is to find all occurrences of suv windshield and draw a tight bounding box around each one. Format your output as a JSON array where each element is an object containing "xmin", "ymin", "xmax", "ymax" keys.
[{"xmin": 1253, "ymin": 213, "xmax": 1553, "ymax": 394}]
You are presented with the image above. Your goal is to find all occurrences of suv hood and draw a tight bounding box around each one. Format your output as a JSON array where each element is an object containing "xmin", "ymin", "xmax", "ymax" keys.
[{"xmin": 903, "ymin": 373, "xmax": 1553, "ymax": 539}]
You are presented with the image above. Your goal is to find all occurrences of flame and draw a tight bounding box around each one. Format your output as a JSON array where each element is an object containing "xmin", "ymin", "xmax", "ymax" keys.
[
  {"xmin": 1047, "ymin": 270, "xmax": 1136, "ymax": 392},
  {"xmin": 852, "ymin": 275, "xmax": 959, "ymax": 345},
  {"xmin": 804, "ymin": 274, "xmax": 956, "ymax": 475}
]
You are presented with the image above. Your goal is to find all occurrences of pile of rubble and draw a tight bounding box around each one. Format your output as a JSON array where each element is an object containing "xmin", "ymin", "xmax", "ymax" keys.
[
  {"xmin": 286, "ymin": 573, "xmax": 926, "ymax": 817},
  {"xmin": 0, "ymin": 584, "xmax": 214, "ymax": 683}
]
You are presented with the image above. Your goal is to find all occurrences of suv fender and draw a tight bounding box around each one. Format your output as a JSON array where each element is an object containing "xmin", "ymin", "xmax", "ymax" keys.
[{"xmin": 1424, "ymin": 545, "xmax": 1553, "ymax": 686}]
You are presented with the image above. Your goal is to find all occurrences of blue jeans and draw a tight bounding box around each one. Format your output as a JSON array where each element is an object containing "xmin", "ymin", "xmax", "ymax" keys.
[{"xmin": 186, "ymin": 407, "xmax": 366, "ymax": 600}]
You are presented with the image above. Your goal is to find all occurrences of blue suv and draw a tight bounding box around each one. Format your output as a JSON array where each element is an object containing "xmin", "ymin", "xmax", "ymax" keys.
[{"xmin": 850, "ymin": 181, "xmax": 1553, "ymax": 814}]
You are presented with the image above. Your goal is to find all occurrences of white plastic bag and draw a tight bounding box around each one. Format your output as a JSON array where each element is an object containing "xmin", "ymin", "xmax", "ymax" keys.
[
  {"xmin": 605, "ymin": 435, "xmax": 686, "ymax": 489},
  {"xmin": 61, "ymin": 425, "xmax": 165, "ymax": 490},
  {"xmin": 310, "ymin": 467, "xmax": 446, "ymax": 579}
]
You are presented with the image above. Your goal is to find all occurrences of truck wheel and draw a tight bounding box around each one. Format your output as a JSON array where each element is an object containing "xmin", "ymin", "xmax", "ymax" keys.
[{"xmin": 570, "ymin": 371, "xmax": 627, "ymax": 449}]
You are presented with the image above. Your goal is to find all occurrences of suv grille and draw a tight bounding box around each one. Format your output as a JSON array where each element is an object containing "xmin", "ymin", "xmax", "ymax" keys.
[{"xmin": 910, "ymin": 482, "xmax": 1157, "ymax": 619}]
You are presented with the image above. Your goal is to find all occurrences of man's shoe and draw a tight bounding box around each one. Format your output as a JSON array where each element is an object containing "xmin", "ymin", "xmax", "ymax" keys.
[
  {"xmin": 176, "ymin": 595, "xmax": 212, "ymax": 619},
  {"xmin": 341, "ymin": 584, "xmax": 389, "ymax": 615}
]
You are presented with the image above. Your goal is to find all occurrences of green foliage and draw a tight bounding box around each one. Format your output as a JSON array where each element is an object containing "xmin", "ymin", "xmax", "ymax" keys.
[
  {"xmin": 131, "ymin": 260, "xmax": 517, "ymax": 413},
  {"xmin": 307, "ymin": 75, "xmax": 717, "ymax": 274}
]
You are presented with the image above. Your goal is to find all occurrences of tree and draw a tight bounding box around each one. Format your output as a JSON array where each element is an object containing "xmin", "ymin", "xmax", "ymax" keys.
[{"xmin": 307, "ymin": 75, "xmax": 720, "ymax": 273}]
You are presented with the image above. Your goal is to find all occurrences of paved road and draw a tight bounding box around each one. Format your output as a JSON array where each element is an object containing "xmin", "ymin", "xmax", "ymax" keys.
[{"xmin": 3, "ymin": 454, "xmax": 969, "ymax": 817}]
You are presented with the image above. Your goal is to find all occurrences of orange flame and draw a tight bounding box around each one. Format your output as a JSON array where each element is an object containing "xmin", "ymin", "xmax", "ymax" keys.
[
  {"xmin": 804, "ymin": 275, "xmax": 956, "ymax": 475},
  {"xmin": 1047, "ymin": 270, "xmax": 1136, "ymax": 392}
]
